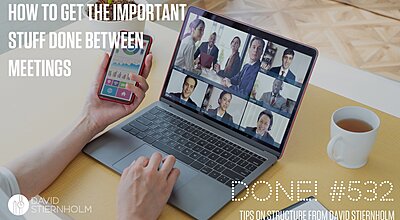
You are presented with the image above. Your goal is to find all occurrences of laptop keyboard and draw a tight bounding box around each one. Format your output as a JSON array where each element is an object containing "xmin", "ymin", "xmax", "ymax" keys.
[{"xmin": 121, "ymin": 106, "xmax": 267, "ymax": 187}]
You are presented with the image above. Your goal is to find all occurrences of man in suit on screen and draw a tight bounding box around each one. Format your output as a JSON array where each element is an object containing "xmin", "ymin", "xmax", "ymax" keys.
[
  {"xmin": 221, "ymin": 37, "xmax": 265, "ymax": 97},
  {"xmin": 170, "ymin": 75, "xmax": 198, "ymax": 107},
  {"xmin": 194, "ymin": 32, "xmax": 219, "ymax": 67},
  {"xmin": 269, "ymin": 48, "xmax": 296, "ymax": 84},
  {"xmin": 259, "ymin": 78, "xmax": 287, "ymax": 110}
]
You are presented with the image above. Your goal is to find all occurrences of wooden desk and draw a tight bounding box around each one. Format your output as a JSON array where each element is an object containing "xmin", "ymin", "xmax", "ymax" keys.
[
  {"xmin": 36, "ymin": 85, "xmax": 400, "ymax": 220},
  {"xmin": 1, "ymin": 21, "xmax": 399, "ymax": 219}
]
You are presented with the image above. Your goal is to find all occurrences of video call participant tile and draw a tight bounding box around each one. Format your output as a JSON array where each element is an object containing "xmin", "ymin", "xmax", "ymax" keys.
[
  {"xmin": 261, "ymin": 43, "xmax": 313, "ymax": 87},
  {"xmin": 250, "ymin": 73, "xmax": 301, "ymax": 117},
  {"xmin": 240, "ymin": 102, "xmax": 289, "ymax": 147},
  {"xmin": 219, "ymin": 36, "xmax": 266, "ymax": 98},
  {"xmin": 165, "ymin": 69, "xmax": 208, "ymax": 111},
  {"xmin": 175, "ymin": 13, "xmax": 248, "ymax": 76},
  {"xmin": 201, "ymin": 85, "xmax": 247, "ymax": 129}
]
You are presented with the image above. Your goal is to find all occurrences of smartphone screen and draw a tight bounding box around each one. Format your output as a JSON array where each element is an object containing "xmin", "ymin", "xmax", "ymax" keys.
[{"xmin": 99, "ymin": 37, "xmax": 151, "ymax": 103}]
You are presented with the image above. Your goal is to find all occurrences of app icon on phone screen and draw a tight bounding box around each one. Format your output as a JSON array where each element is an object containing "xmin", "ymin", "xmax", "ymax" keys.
[{"xmin": 100, "ymin": 40, "xmax": 150, "ymax": 101}]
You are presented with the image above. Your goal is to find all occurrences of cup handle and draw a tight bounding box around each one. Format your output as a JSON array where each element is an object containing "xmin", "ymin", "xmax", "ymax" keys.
[{"xmin": 327, "ymin": 135, "xmax": 343, "ymax": 162}]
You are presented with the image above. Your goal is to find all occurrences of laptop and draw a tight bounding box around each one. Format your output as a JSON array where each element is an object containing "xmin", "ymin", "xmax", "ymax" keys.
[{"xmin": 83, "ymin": 6, "xmax": 318, "ymax": 219}]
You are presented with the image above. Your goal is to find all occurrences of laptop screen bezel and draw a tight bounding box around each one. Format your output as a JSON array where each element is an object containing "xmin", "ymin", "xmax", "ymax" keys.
[{"xmin": 159, "ymin": 6, "xmax": 318, "ymax": 158}]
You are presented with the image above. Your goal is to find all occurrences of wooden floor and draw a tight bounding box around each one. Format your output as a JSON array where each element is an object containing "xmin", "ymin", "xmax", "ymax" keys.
[
  {"xmin": 333, "ymin": 0, "xmax": 400, "ymax": 20},
  {"xmin": 193, "ymin": 0, "xmax": 400, "ymax": 81}
]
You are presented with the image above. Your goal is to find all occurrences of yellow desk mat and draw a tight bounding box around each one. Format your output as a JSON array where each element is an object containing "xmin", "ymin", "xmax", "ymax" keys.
[{"xmin": 41, "ymin": 85, "xmax": 400, "ymax": 219}]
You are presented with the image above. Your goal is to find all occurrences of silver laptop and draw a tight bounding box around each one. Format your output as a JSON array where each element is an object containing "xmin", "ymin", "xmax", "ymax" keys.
[{"xmin": 83, "ymin": 6, "xmax": 318, "ymax": 219}]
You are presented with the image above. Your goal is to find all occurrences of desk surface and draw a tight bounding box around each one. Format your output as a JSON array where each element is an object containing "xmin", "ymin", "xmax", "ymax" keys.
[{"xmin": 0, "ymin": 21, "xmax": 399, "ymax": 219}]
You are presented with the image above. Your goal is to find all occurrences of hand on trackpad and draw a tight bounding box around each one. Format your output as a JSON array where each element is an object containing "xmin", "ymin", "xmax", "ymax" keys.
[
  {"xmin": 113, "ymin": 144, "xmax": 197, "ymax": 190},
  {"xmin": 114, "ymin": 144, "xmax": 182, "ymax": 220}
]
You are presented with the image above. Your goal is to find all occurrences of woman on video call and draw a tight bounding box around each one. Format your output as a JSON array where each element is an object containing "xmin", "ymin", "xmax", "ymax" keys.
[
  {"xmin": 175, "ymin": 18, "xmax": 205, "ymax": 71},
  {"xmin": 207, "ymin": 91, "xmax": 234, "ymax": 126},
  {"xmin": 215, "ymin": 36, "xmax": 241, "ymax": 79},
  {"xmin": 245, "ymin": 109, "xmax": 275, "ymax": 144}
]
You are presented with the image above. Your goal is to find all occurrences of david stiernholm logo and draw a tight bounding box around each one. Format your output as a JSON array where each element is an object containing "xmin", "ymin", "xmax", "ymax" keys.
[
  {"xmin": 8, "ymin": 194, "xmax": 30, "ymax": 216},
  {"xmin": 8, "ymin": 194, "xmax": 93, "ymax": 216}
]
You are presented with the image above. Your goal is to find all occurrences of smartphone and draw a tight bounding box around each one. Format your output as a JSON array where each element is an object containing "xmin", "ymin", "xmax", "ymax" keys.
[{"xmin": 98, "ymin": 32, "xmax": 152, "ymax": 105}]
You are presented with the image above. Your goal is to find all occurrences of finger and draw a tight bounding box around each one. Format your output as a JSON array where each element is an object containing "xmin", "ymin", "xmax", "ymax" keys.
[
  {"xmin": 129, "ymin": 73, "xmax": 149, "ymax": 92},
  {"xmin": 166, "ymin": 168, "xmax": 180, "ymax": 192},
  {"xmin": 95, "ymin": 53, "xmax": 110, "ymax": 85},
  {"xmin": 159, "ymin": 155, "xmax": 176, "ymax": 177},
  {"xmin": 128, "ymin": 85, "xmax": 145, "ymax": 105},
  {"xmin": 141, "ymin": 53, "xmax": 153, "ymax": 79},
  {"xmin": 122, "ymin": 165, "xmax": 130, "ymax": 178},
  {"xmin": 123, "ymin": 159, "xmax": 138, "ymax": 173},
  {"xmin": 124, "ymin": 86, "xmax": 146, "ymax": 113},
  {"xmin": 132, "ymin": 156, "xmax": 149, "ymax": 168},
  {"xmin": 147, "ymin": 152, "xmax": 163, "ymax": 171}
]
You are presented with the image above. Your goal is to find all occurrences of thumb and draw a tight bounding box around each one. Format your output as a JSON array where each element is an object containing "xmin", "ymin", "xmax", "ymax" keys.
[{"xmin": 140, "ymin": 53, "xmax": 153, "ymax": 79}]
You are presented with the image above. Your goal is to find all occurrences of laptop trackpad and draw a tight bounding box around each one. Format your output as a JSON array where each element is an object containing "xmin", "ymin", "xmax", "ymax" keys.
[{"xmin": 112, "ymin": 144, "xmax": 197, "ymax": 190}]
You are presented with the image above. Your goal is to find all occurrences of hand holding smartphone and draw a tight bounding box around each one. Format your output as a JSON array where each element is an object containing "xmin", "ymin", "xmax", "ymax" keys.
[{"xmin": 98, "ymin": 32, "xmax": 152, "ymax": 105}]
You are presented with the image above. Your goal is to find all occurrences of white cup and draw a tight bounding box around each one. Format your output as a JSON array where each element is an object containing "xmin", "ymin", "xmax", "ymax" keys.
[{"xmin": 327, "ymin": 106, "xmax": 380, "ymax": 169}]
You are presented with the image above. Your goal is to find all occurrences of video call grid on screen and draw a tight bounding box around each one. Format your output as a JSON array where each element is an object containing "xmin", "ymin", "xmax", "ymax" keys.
[{"xmin": 162, "ymin": 8, "xmax": 316, "ymax": 152}]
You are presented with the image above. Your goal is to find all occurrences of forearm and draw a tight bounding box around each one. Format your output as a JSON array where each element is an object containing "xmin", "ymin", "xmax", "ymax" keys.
[
  {"xmin": 3, "ymin": 53, "xmax": 151, "ymax": 200},
  {"xmin": 230, "ymin": 75, "xmax": 239, "ymax": 85},
  {"xmin": 5, "ymin": 114, "xmax": 99, "ymax": 199}
]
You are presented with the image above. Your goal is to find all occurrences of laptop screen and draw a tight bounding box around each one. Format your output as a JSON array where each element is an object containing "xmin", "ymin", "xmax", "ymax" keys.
[{"xmin": 161, "ymin": 7, "xmax": 317, "ymax": 155}]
